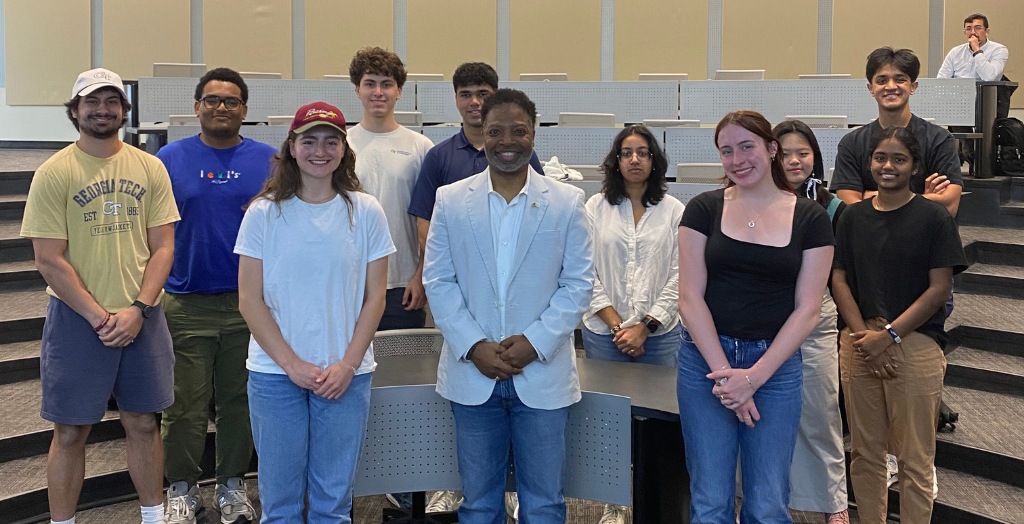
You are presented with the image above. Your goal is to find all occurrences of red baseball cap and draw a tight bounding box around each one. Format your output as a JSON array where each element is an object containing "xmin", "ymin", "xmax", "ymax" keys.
[{"xmin": 289, "ymin": 102, "xmax": 347, "ymax": 135}]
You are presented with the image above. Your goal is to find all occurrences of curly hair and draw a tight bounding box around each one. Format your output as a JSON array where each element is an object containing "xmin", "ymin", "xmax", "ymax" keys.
[
  {"xmin": 349, "ymin": 47, "xmax": 407, "ymax": 88},
  {"xmin": 194, "ymin": 67, "xmax": 249, "ymax": 103},
  {"xmin": 453, "ymin": 62, "xmax": 499, "ymax": 92},
  {"xmin": 63, "ymin": 87, "xmax": 132, "ymax": 131},
  {"xmin": 481, "ymin": 89, "xmax": 537, "ymax": 127},
  {"xmin": 599, "ymin": 125, "xmax": 669, "ymax": 207},
  {"xmin": 248, "ymin": 128, "xmax": 363, "ymax": 225}
]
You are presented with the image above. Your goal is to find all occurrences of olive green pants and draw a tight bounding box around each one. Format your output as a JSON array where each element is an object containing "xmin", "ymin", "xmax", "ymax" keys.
[{"xmin": 160, "ymin": 291, "xmax": 253, "ymax": 486}]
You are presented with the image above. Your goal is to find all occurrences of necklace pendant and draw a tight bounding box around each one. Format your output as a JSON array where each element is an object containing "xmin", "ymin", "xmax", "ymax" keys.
[{"xmin": 748, "ymin": 220, "xmax": 756, "ymax": 228}]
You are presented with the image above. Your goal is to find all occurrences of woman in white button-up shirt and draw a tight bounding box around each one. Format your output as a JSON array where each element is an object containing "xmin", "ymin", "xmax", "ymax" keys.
[{"xmin": 582, "ymin": 125, "xmax": 685, "ymax": 368}]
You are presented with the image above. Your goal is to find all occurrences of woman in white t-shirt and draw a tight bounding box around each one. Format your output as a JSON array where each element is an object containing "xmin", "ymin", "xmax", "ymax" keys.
[{"xmin": 235, "ymin": 102, "xmax": 395, "ymax": 524}]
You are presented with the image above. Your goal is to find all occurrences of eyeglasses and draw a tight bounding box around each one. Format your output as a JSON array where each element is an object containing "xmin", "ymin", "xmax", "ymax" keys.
[
  {"xmin": 964, "ymin": 25, "xmax": 986, "ymax": 33},
  {"xmin": 200, "ymin": 95, "xmax": 243, "ymax": 110},
  {"xmin": 619, "ymin": 149, "xmax": 652, "ymax": 161}
]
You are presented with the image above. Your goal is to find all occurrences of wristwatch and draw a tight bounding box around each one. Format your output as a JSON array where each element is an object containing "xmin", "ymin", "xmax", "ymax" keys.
[
  {"xmin": 610, "ymin": 324, "xmax": 622, "ymax": 335},
  {"xmin": 131, "ymin": 300, "xmax": 153, "ymax": 318},
  {"xmin": 884, "ymin": 324, "xmax": 902, "ymax": 344},
  {"xmin": 644, "ymin": 315, "xmax": 660, "ymax": 334},
  {"xmin": 466, "ymin": 339, "xmax": 485, "ymax": 361}
]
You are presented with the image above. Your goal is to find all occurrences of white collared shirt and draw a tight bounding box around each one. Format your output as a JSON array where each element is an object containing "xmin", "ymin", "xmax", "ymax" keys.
[
  {"xmin": 937, "ymin": 39, "xmax": 1008, "ymax": 82},
  {"xmin": 487, "ymin": 170, "xmax": 531, "ymax": 340},
  {"xmin": 582, "ymin": 193, "xmax": 685, "ymax": 336}
]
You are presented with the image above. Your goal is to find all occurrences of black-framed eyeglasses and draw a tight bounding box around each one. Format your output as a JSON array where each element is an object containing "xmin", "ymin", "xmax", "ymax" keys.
[
  {"xmin": 200, "ymin": 95, "xmax": 243, "ymax": 110},
  {"xmin": 618, "ymin": 149, "xmax": 652, "ymax": 161}
]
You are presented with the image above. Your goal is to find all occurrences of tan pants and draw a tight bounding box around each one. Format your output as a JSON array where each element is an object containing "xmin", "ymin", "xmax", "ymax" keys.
[{"xmin": 839, "ymin": 318, "xmax": 946, "ymax": 524}]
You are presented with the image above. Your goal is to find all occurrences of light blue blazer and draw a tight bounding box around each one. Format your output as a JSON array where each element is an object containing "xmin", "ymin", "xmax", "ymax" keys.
[{"xmin": 423, "ymin": 168, "xmax": 594, "ymax": 410}]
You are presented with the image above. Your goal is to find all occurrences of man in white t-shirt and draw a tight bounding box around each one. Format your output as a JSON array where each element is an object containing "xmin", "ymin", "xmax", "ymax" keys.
[{"xmin": 347, "ymin": 47, "xmax": 434, "ymax": 332}]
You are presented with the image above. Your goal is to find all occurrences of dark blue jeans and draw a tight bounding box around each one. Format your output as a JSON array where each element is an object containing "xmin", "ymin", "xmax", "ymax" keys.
[{"xmin": 676, "ymin": 328, "xmax": 803, "ymax": 524}]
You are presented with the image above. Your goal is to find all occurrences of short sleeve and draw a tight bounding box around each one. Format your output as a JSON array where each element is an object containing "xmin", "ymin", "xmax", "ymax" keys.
[
  {"xmin": 831, "ymin": 207, "xmax": 854, "ymax": 271},
  {"xmin": 363, "ymin": 197, "xmax": 398, "ymax": 262},
  {"xmin": 927, "ymin": 130, "xmax": 964, "ymax": 186},
  {"xmin": 234, "ymin": 199, "xmax": 269, "ymax": 260},
  {"xmin": 829, "ymin": 136, "xmax": 866, "ymax": 193},
  {"xmin": 408, "ymin": 147, "xmax": 443, "ymax": 220},
  {"xmin": 928, "ymin": 209, "xmax": 968, "ymax": 274},
  {"xmin": 144, "ymin": 160, "xmax": 181, "ymax": 227},
  {"xmin": 679, "ymin": 191, "xmax": 715, "ymax": 236},
  {"xmin": 799, "ymin": 200, "xmax": 835, "ymax": 250},
  {"xmin": 20, "ymin": 166, "xmax": 70, "ymax": 240}
]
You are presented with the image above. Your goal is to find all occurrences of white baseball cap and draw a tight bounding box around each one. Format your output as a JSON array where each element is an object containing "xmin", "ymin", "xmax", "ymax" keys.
[{"xmin": 72, "ymin": 68, "xmax": 127, "ymax": 99}]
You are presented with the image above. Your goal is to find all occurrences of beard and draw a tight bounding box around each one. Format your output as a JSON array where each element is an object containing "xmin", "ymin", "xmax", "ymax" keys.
[
  {"xmin": 485, "ymin": 147, "xmax": 532, "ymax": 174},
  {"xmin": 79, "ymin": 115, "xmax": 122, "ymax": 139}
]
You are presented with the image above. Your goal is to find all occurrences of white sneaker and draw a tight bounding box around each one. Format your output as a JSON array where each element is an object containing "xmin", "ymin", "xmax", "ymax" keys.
[
  {"xmin": 932, "ymin": 466, "xmax": 939, "ymax": 499},
  {"xmin": 426, "ymin": 490, "xmax": 463, "ymax": 513},
  {"xmin": 216, "ymin": 478, "xmax": 255, "ymax": 524},
  {"xmin": 505, "ymin": 492, "xmax": 519, "ymax": 522},
  {"xmin": 886, "ymin": 454, "xmax": 899, "ymax": 488},
  {"xmin": 598, "ymin": 503, "xmax": 629, "ymax": 524},
  {"xmin": 165, "ymin": 481, "xmax": 202, "ymax": 524}
]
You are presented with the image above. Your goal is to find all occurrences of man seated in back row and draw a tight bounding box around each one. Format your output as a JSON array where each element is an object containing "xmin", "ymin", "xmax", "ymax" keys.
[{"xmin": 830, "ymin": 47, "xmax": 963, "ymax": 218}]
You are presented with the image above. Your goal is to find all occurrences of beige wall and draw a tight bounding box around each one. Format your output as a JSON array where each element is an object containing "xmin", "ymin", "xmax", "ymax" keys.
[
  {"xmin": 4, "ymin": 0, "xmax": 91, "ymax": 105},
  {"xmin": 511, "ymin": 0, "xmax": 602, "ymax": 81},
  {"xmin": 944, "ymin": 1, "xmax": 1024, "ymax": 106},
  {"xmin": 204, "ymin": 0, "xmax": 292, "ymax": 79},
  {"xmin": 723, "ymin": 0, "xmax": 817, "ymax": 80},
  {"xmin": 832, "ymin": 0, "xmax": 930, "ymax": 80},
  {"xmin": 306, "ymin": 0, "xmax": 393, "ymax": 80},
  {"xmin": 103, "ymin": 0, "xmax": 190, "ymax": 81},
  {"xmin": 407, "ymin": 0, "xmax": 495, "ymax": 78},
  {"xmin": 614, "ymin": 0, "xmax": 707, "ymax": 81}
]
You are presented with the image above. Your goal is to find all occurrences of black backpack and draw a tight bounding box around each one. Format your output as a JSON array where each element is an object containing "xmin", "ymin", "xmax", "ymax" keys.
[{"xmin": 993, "ymin": 117, "xmax": 1024, "ymax": 176}]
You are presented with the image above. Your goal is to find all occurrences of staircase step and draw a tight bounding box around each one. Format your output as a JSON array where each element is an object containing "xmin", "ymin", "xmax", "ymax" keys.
[
  {"xmin": 947, "ymin": 294, "xmax": 1024, "ymax": 357},
  {"xmin": 946, "ymin": 345, "xmax": 1024, "ymax": 395},
  {"xmin": 960, "ymin": 226, "xmax": 1024, "ymax": 267},
  {"xmin": 0, "ymin": 260, "xmax": 43, "ymax": 293},
  {"xmin": 0, "ymin": 288, "xmax": 48, "ymax": 345},
  {"xmin": 0, "ymin": 171, "xmax": 32, "ymax": 197},
  {"xmin": 0, "ymin": 379, "xmax": 121, "ymax": 462},
  {"xmin": 0, "ymin": 340, "xmax": 40, "ymax": 385},
  {"xmin": 0, "ymin": 196, "xmax": 25, "ymax": 222},
  {"xmin": 1002, "ymin": 201, "xmax": 1024, "ymax": 215},
  {"xmin": 890, "ymin": 467, "xmax": 1024, "ymax": 524},
  {"xmin": 935, "ymin": 386, "xmax": 1024, "ymax": 489},
  {"xmin": 958, "ymin": 263, "xmax": 1024, "ymax": 300}
]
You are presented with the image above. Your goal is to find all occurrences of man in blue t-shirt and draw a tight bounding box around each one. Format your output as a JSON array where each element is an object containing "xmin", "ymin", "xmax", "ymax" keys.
[
  {"xmin": 156, "ymin": 67, "xmax": 276, "ymax": 524},
  {"xmin": 406, "ymin": 62, "xmax": 544, "ymax": 521}
]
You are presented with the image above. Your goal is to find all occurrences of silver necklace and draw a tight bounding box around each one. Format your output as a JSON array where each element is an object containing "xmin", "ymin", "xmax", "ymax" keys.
[{"xmin": 742, "ymin": 191, "xmax": 780, "ymax": 228}]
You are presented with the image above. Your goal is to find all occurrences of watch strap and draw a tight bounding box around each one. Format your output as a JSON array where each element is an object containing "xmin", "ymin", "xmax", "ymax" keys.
[
  {"xmin": 131, "ymin": 300, "xmax": 152, "ymax": 318},
  {"xmin": 884, "ymin": 324, "xmax": 902, "ymax": 344}
]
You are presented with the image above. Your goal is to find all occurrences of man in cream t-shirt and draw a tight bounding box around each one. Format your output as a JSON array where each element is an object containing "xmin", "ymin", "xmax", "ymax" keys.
[{"xmin": 347, "ymin": 47, "xmax": 434, "ymax": 331}]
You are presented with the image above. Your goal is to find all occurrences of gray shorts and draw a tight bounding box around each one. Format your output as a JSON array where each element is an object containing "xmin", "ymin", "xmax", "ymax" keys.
[{"xmin": 40, "ymin": 297, "xmax": 175, "ymax": 425}]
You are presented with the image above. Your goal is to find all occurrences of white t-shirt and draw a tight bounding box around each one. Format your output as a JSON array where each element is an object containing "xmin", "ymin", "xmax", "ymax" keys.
[
  {"xmin": 347, "ymin": 124, "xmax": 433, "ymax": 289},
  {"xmin": 234, "ymin": 192, "xmax": 396, "ymax": 375}
]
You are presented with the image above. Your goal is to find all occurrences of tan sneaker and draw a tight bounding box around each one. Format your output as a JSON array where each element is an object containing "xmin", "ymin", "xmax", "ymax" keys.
[
  {"xmin": 598, "ymin": 503, "xmax": 629, "ymax": 524},
  {"xmin": 426, "ymin": 490, "xmax": 463, "ymax": 513}
]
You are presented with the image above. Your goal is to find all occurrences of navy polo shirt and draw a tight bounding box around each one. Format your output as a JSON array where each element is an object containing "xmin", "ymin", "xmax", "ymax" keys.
[{"xmin": 408, "ymin": 128, "xmax": 545, "ymax": 220}]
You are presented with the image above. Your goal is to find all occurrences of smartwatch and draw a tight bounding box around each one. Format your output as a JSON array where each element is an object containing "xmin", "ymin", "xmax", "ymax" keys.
[
  {"xmin": 132, "ymin": 300, "xmax": 153, "ymax": 318},
  {"xmin": 884, "ymin": 324, "xmax": 902, "ymax": 344},
  {"xmin": 644, "ymin": 316, "xmax": 660, "ymax": 334}
]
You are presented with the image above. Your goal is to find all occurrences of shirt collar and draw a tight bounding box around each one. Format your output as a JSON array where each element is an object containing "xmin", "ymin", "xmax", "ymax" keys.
[
  {"xmin": 455, "ymin": 127, "xmax": 476, "ymax": 150},
  {"xmin": 485, "ymin": 168, "xmax": 532, "ymax": 199}
]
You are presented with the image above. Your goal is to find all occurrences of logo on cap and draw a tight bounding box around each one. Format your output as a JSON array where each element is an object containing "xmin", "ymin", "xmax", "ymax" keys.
[
  {"xmin": 304, "ymin": 108, "xmax": 338, "ymax": 121},
  {"xmin": 94, "ymin": 71, "xmax": 113, "ymax": 81}
]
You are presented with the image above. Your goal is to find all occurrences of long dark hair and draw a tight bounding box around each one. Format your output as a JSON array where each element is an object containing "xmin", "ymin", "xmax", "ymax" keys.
[
  {"xmin": 773, "ymin": 119, "xmax": 834, "ymax": 209},
  {"xmin": 247, "ymin": 127, "xmax": 362, "ymax": 224},
  {"xmin": 869, "ymin": 126, "xmax": 924, "ymax": 178},
  {"xmin": 599, "ymin": 125, "xmax": 669, "ymax": 207},
  {"xmin": 714, "ymin": 111, "xmax": 793, "ymax": 193}
]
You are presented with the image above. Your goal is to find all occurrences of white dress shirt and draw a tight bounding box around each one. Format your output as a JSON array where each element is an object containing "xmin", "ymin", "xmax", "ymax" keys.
[
  {"xmin": 488, "ymin": 172, "xmax": 530, "ymax": 342},
  {"xmin": 937, "ymin": 39, "xmax": 1008, "ymax": 82},
  {"xmin": 583, "ymin": 193, "xmax": 685, "ymax": 336}
]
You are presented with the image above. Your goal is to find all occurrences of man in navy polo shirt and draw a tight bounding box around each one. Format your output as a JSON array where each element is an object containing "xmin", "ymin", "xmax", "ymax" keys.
[
  {"xmin": 407, "ymin": 62, "xmax": 544, "ymax": 520},
  {"xmin": 156, "ymin": 67, "xmax": 276, "ymax": 524}
]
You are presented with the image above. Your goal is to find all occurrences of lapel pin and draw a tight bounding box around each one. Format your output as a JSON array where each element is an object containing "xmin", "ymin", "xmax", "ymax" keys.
[{"xmin": 531, "ymin": 202, "xmax": 539, "ymax": 208}]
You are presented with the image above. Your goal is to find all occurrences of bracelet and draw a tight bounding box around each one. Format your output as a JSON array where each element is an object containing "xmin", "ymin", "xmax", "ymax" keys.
[
  {"xmin": 744, "ymin": 374, "xmax": 756, "ymax": 393},
  {"xmin": 610, "ymin": 324, "xmax": 622, "ymax": 335},
  {"xmin": 338, "ymin": 360, "xmax": 358, "ymax": 373},
  {"xmin": 93, "ymin": 311, "xmax": 111, "ymax": 332}
]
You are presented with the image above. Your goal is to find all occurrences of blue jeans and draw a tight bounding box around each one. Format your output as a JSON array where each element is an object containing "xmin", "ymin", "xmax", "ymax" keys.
[
  {"xmin": 676, "ymin": 328, "xmax": 803, "ymax": 524},
  {"xmin": 582, "ymin": 323, "xmax": 682, "ymax": 366},
  {"xmin": 248, "ymin": 371, "xmax": 372, "ymax": 524},
  {"xmin": 450, "ymin": 379, "xmax": 569, "ymax": 524}
]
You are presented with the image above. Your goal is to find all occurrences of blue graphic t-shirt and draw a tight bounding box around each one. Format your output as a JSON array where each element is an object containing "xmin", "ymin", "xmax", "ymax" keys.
[{"xmin": 157, "ymin": 135, "xmax": 277, "ymax": 293}]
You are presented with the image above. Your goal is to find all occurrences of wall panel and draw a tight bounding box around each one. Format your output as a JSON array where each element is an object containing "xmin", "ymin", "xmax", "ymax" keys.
[
  {"xmin": 103, "ymin": 0, "xmax": 190, "ymax": 81},
  {"xmin": 511, "ymin": 0, "xmax": 602, "ymax": 81},
  {"xmin": 614, "ymin": 0, "xmax": 707, "ymax": 81},
  {"xmin": 722, "ymin": 0, "xmax": 817, "ymax": 80},
  {"xmin": 305, "ymin": 0, "xmax": 393, "ymax": 80},
  {"xmin": 407, "ymin": 0, "xmax": 495, "ymax": 78},
  {"xmin": 4, "ymin": 0, "xmax": 90, "ymax": 105},
  {"xmin": 944, "ymin": 1, "xmax": 1024, "ymax": 107},
  {"xmin": 833, "ymin": 0, "xmax": 930, "ymax": 82},
  {"xmin": 204, "ymin": 0, "xmax": 291, "ymax": 79}
]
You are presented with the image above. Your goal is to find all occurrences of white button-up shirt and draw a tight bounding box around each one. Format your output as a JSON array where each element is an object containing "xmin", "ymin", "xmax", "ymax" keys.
[
  {"xmin": 937, "ymin": 39, "xmax": 1008, "ymax": 82},
  {"xmin": 487, "ymin": 172, "xmax": 530, "ymax": 341},
  {"xmin": 582, "ymin": 193, "xmax": 685, "ymax": 336}
]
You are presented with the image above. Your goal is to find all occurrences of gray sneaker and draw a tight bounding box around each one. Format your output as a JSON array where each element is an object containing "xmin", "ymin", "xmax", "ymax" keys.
[
  {"xmin": 165, "ymin": 481, "xmax": 202, "ymax": 524},
  {"xmin": 216, "ymin": 477, "xmax": 255, "ymax": 524}
]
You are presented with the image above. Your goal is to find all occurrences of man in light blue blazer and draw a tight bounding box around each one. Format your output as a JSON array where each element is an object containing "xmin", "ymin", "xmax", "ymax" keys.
[{"xmin": 423, "ymin": 89, "xmax": 594, "ymax": 524}]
